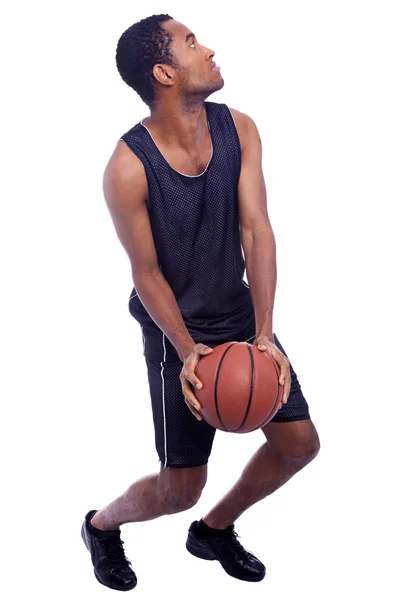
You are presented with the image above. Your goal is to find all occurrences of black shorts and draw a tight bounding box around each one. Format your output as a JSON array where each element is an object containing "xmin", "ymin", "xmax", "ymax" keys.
[{"xmin": 145, "ymin": 333, "xmax": 310, "ymax": 469}]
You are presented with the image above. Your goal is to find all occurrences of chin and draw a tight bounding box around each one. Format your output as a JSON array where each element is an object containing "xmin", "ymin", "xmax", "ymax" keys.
[
  {"xmin": 211, "ymin": 77, "xmax": 225, "ymax": 93},
  {"xmin": 191, "ymin": 78, "xmax": 225, "ymax": 100}
]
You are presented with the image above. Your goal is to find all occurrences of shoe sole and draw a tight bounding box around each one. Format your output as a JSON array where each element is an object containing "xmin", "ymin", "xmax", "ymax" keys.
[
  {"xmin": 81, "ymin": 521, "xmax": 137, "ymax": 591},
  {"xmin": 186, "ymin": 538, "xmax": 217, "ymax": 560},
  {"xmin": 186, "ymin": 535, "xmax": 265, "ymax": 583}
]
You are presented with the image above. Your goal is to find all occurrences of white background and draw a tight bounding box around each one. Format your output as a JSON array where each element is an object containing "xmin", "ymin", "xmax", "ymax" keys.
[{"xmin": 2, "ymin": 1, "xmax": 399, "ymax": 598}]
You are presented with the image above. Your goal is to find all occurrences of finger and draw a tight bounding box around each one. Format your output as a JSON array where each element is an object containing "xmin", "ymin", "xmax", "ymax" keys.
[
  {"xmin": 184, "ymin": 398, "xmax": 203, "ymax": 420},
  {"xmin": 282, "ymin": 367, "xmax": 291, "ymax": 404},
  {"xmin": 257, "ymin": 339, "xmax": 269, "ymax": 351},
  {"xmin": 182, "ymin": 380, "xmax": 202, "ymax": 412},
  {"xmin": 184, "ymin": 368, "xmax": 203, "ymax": 390},
  {"xmin": 199, "ymin": 344, "xmax": 213, "ymax": 354},
  {"xmin": 277, "ymin": 360, "xmax": 290, "ymax": 402},
  {"xmin": 283, "ymin": 376, "xmax": 291, "ymax": 404},
  {"xmin": 278, "ymin": 358, "xmax": 290, "ymax": 386}
]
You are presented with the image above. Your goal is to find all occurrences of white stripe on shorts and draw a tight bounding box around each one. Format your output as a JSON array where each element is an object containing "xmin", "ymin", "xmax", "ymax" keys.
[
  {"xmin": 161, "ymin": 333, "xmax": 168, "ymax": 467},
  {"xmin": 244, "ymin": 334, "xmax": 255, "ymax": 342}
]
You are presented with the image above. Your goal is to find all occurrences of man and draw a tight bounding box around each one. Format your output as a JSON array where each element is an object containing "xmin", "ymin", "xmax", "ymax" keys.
[{"xmin": 81, "ymin": 14, "xmax": 320, "ymax": 591}]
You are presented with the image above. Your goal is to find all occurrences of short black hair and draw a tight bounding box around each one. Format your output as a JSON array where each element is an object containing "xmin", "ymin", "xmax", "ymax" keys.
[{"xmin": 116, "ymin": 14, "xmax": 178, "ymax": 108}]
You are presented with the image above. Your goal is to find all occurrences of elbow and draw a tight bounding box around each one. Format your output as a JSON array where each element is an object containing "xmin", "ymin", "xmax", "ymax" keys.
[{"xmin": 131, "ymin": 267, "xmax": 163, "ymax": 285}]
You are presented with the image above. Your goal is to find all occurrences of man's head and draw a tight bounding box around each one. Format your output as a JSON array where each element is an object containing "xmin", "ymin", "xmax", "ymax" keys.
[{"xmin": 116, "ymin": 14, "xmax": 224, "ymax": 109}]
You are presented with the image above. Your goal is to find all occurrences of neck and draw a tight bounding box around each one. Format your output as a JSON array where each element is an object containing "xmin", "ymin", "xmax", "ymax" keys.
[{"xmin": 145, "ymin": 100, "xmax": 208, "ymax": 152}]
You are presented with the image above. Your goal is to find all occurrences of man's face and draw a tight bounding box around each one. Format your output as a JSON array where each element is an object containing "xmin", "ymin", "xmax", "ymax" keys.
[{"xmin": 161, "ymin": 19, "xmax": 224, "ymax": 98}]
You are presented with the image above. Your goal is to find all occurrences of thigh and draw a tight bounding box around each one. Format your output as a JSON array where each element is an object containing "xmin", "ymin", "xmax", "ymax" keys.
[{"xmin": 145, "ymin": 358, "xmax": 217, "ymax": 469}]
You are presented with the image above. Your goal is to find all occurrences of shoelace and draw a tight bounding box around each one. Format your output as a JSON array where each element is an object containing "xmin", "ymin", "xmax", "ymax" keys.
[
  {"xmin": 99, "ymin": 534, "xmax": 132, "ymax": 568},
  {"xmin": 220, "ymin": 531, "xmax": 255, "ymax": 562}
]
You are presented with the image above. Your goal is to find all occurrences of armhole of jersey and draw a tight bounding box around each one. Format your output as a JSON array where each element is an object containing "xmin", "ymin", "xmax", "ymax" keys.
[
  {"xmin": 225, "ymin": 105, "xmax": 241, "ymax": 149},
  {"xmin": 224, "ymin": 105, "xmax": 242, "ymax": 175},
  {"xmin": 227, "ymin": 106, "xmax": 238, "ymax": 129}
]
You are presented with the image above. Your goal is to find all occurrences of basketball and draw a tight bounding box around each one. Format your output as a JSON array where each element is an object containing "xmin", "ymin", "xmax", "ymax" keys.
[{"xmin": 194, "ymin": 341, "xmax": 283, "ymax": 433}]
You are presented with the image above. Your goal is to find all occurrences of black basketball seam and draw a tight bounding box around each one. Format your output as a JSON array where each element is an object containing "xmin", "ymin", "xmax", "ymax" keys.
[
  {"xmin": 247, "ymin": 352, "xmax": 282, "ymax": 432},
  {"xmin": 229, "ymin": 343, "xmax": 255, "ymax": 432},
  {"xmin": 214, "ymin": 342, "xmax": 237, "ymax": 431}
]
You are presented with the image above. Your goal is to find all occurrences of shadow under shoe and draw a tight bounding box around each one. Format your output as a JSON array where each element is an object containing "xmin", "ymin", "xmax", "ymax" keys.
[
  {"xmin": 186, "ymin": 520, "xmax": 266, "ymax": 582},
  {"xmin": 81, "ymin": 509, "xmax": 137, "ymax": 591}
]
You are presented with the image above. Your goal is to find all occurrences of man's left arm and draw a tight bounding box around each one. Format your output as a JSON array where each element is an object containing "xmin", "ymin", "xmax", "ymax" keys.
[
  {"xmin": 233, "ymin": 109, "xmax": 276, "ymax": 343},
  {"xmin": 230, "ymin": 108, "xmax": 291, "ymax": 402}
]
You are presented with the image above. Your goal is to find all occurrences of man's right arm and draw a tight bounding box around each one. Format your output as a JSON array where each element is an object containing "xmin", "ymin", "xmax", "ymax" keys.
[{"xmin": 102, "ymin": 140, "xmax": 196, "ymax": 362}]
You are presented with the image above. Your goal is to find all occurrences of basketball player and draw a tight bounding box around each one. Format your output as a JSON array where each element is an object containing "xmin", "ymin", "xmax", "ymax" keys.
[{"xmin": 81, "ymin": 14, "xmax": 320, "ymax": 590}]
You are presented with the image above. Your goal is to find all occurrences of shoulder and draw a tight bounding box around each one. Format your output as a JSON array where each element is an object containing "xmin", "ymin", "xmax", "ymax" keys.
[
  {"xmin": 227, "ymin": 107, "xmax": 261, "ymax": 153},
  {"xmin": 103, "ymin": 139, "xmax": 149, "ymax": 207},
  {"xmin": 104, "ymin": 139, "xmax": 147, "ymax": 184}
]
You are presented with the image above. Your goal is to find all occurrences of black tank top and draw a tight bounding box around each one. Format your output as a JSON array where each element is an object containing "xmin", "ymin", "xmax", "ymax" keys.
[{"xmin": 120, "ymin": 101, "xmax": 256, "ymax": 362}]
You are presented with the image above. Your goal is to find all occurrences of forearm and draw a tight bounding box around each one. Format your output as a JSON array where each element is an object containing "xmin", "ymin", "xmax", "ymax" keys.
[
  {"xmin": 133, "ymin": 271, "xmax": 196, "ymax": 362},
  {"xmin": 243, "ymin": 228, "xmax": 277, "ymax": 341}
]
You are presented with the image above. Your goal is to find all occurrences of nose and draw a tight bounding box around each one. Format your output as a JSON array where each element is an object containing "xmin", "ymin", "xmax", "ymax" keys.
[{"xmin": 203, "ymin": 45, "xmax": 215, "ymax": 60}]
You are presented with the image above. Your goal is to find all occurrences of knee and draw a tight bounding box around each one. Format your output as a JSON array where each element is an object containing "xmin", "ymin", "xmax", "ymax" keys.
[
  {"xmin": 282, "ymin": 432, "xmax": 321, "ymax": 470},
  {"xmin": 300, "ymin": 434, "xmax": 320, "ymax": 465},
  {"xmin": 158, "ymin": 466, "xmax": 207, "ymax": 514},
  {"xmin": 165, "ymin": 486, "xmax": 204, "ymax": 514}
]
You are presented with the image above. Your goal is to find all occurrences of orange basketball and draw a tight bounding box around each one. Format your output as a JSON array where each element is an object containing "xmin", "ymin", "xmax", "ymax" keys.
[{"xmin": 194, "ymin": 341, "xmax": 283, "ymax": 433}]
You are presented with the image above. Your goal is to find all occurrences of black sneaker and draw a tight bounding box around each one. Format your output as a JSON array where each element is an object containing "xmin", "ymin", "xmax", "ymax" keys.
[
  {"xmin": 81, "ymin": 509, "xmax": 137, "ymax": 591},
  {"xmin": 186, "ymin": 520, "xmax": 266, "ymax": 582}
]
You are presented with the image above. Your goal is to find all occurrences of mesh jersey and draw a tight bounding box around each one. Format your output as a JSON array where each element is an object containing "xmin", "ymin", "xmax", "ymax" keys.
[{"xmin": 120, "ymin": 101, "xmax": 256, "ymax": 362}]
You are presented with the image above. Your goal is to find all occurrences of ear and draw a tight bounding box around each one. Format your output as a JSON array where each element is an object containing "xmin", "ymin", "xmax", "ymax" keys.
[{"xmin": 152, "ymin": 64, "xmax": 175, "ymax": 87}]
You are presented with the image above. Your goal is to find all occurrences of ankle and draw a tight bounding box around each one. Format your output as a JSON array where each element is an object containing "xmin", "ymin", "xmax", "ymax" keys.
[
  {"xmin": 201, "ymin": 517, "xmax": 232, "ymax": 530},
  {"xmin": 90, "ymin": 511, "xmax": 120, "ymax": 532},
  {"xmin": 196, "ymin": 518, "xmax": 234, "ymax": 538}
]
